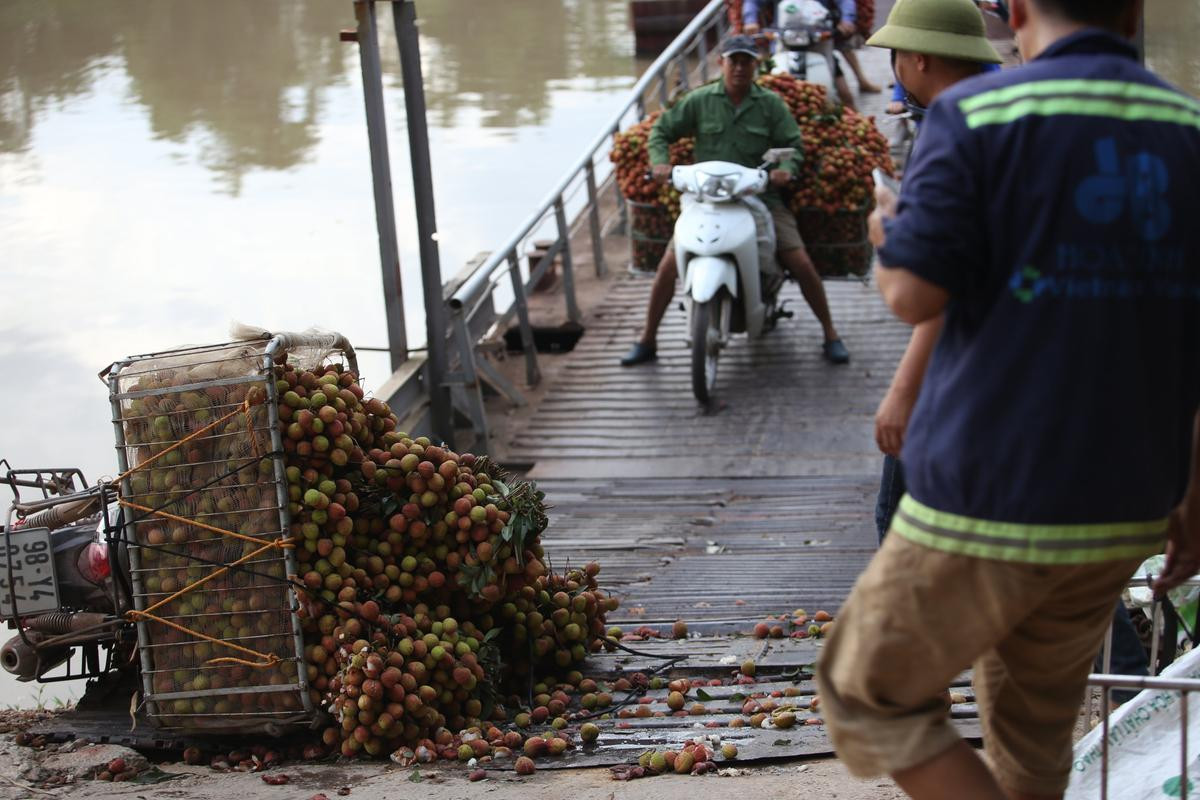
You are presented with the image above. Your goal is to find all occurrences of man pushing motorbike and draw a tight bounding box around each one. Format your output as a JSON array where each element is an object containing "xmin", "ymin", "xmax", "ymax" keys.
[{"xmin": 619, "ymin": 34, "xmax": 850, "ymax": 367}]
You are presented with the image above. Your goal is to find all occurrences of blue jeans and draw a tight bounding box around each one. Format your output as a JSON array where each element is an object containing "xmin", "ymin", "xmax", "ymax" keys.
[
  {"xmin": 873, "ymin": 456, "xmax": 1148, "ymax": 698},
  {"xmin": 1099, "ymin": 601, "xmax": 1150, "ymax": 702},
  {"xmin": 875, "ymin": 454, "xmax": 906, "ymax": 545}
]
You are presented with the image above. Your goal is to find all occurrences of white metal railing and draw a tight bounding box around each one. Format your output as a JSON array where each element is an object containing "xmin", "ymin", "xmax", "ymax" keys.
[
  {"xmin": 1089, "ymin": 574, "xmax": 1199, "ymax": 798},
  {"xmin": 423, "ymin": 0, "xmax": 730, "ymax": 451},
  {"xmin": 448, "ymin": 0, "xmax": 727, "ymax": 314},
  {"xmin": 1086, "ymin": 673, "xmax": 1197, "ymax": 800}
]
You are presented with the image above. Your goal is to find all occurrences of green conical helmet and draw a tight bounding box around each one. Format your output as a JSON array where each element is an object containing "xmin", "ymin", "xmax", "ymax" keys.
[{"xmin": 867, "ymin": 0, "xmax": 1002, "ymax": 63}]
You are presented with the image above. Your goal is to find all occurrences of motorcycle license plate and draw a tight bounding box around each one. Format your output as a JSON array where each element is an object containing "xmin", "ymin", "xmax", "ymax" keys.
[{"xmin": 0, "ymin": 528, "xmax": 59, "ymax": 618}]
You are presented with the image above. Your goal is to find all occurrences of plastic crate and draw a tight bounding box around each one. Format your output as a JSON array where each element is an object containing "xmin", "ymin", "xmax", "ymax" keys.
[{"xmin": 106, "ymin": 335, "xmax": 350, "ymax": 734}]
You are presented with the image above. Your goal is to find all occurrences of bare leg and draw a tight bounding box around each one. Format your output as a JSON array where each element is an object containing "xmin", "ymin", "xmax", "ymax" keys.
[
  {"xmin": 779, "ymin": 246, "xmax": 839, "ymax": 342},
  {"xmin": 892, "ymin": 741, "xmax": 1010, "ymax": 800},
  {"xmin": 637, "ymin": 248, "xmax": 678, "ymax": 347},
  {"xmin": 835, "ymin": 74, "xmax": 857, "ymax": 110},
  {"xmin": 840, "ymin": 46, "xmax": 882, "ymax": 92}
]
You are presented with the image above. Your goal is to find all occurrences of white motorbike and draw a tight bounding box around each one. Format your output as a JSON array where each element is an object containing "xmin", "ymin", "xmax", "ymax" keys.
[
  {"xmin": 768, "ymin": 0, "xmax": 837, "ymax": 93},
  {"xmin": 671, "ymin": 148, "xmax": 796, "ymax": 404}
]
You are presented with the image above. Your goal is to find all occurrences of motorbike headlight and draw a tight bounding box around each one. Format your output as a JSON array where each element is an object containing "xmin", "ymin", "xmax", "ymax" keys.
[
  {"xmin": 782, "ymin": 28, "xmax": 811, "ymax": 47},
  {"xmin": 695, "ymin": 171, "xmax": 738, "ymax": 200}
]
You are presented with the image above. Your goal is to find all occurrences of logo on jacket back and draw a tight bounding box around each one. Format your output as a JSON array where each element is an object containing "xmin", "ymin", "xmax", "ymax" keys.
[
  {"xmin": 1075, "ymin": 137, "xmax": 1170, "ymax": 242},
  {"xmin": 1008, "ymin": 138, "xmax": 1190, "ymax": 304}
]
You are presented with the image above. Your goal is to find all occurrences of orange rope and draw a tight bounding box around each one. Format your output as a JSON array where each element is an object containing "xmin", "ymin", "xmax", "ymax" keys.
[
  {"xmin": 117, "ymin": 500, "xmax": 294, "ymax": 551},
  {"xmin": 126, "ymin": 610, "xmax": 280, "ymax": 668},
  {"xmin": 117, "ymin": 501, "xmax": 294, "ymax": 669},
  {"xmin": 114, "ymin": 387, "xmax": 289, "ymax": 670},
  {"xmin": 138, "ymin": 537, "xmax": 290, "ymax": 616},
  {"xmin": 112, "ymin": 396, "xmax": 254, "ymax": 487}
]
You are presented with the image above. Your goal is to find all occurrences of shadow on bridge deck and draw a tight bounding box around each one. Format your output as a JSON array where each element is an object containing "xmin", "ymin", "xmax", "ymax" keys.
[{"xmin": 495, "ymin": 275, "xmax": 907, "ymax": 624}]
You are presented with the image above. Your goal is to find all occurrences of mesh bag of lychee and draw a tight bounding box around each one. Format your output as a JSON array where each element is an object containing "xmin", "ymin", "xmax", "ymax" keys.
[{"xmin": 106, "ymin": 329, "xmax": 356, "ymax": 734}]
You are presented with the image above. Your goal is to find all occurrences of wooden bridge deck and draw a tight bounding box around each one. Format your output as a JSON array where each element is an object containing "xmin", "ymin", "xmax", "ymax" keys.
[
  {"xmin": 478, "ymin": 34, "xmax": 921, "ymax": 626},
  {"xmin": 493, "ymin": 276, "xmax": 909, "ymax": 623}
]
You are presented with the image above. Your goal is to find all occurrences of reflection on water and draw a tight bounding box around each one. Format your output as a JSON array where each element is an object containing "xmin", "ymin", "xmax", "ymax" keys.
[
  {"xmin": 0, "ymin": 0, "xmax": 636, "ymax": 707},
  {"xmin": 0, "ymin": 3, "xmax": 119, "ymax": 154},
  {"xmin": 0, "ymin": 1, "xmax": 347, "ymax": 193},
  {"xmin": 419, "ymin": 1, "xmax": 634, "ymax": 130},
  {"xmin": 0, "ymin": 0, "xmax": 636, "ymax": 190},
  {"xmin": 120, "ymin": 2, "xmax": 345, "ymax": 194}
]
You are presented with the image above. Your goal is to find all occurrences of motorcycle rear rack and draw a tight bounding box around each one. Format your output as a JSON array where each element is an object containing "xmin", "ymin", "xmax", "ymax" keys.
[{"xmin": 1, "ymin": 481, "xmax": 133, "ymax": 686}]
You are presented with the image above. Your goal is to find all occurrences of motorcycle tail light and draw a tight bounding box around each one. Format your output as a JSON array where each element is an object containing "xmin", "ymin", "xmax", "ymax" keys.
[{"xmin": 79, "ymin": 542, "xmax": 111, "ymax": 583}]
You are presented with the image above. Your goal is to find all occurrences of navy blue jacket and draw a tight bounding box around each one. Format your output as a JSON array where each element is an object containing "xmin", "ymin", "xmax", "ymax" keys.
[{"xmin": 879, "ymin": 31, "xmax": 1200, "ymax": 540}]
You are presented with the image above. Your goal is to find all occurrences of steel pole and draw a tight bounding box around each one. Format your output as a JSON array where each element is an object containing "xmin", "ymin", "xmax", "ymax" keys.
[
  {"xmin": 352, "ymin": 1, "xmax": 408, "ymax": 371},
  {"xmin": 392, "ymin": 0, "xmax": 453, "ymax": 447}
]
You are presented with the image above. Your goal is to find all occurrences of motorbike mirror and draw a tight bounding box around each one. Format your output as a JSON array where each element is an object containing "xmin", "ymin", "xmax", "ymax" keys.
[{"xmin": 761, "ymin": 147, "xmax": 796, "ymax": 165}]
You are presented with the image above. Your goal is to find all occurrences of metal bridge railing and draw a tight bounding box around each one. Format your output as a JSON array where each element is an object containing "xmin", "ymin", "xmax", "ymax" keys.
[
  {"xmin": 1086, "ymin": 673, "xmax": 1197, "ymax": 800},
  {"xmin": 429, "ymin": 0, "xmax": 730, "ymax": 451},
  {"xmin": 1088, "ymin": 574, "xmax": 1199, "ymax": 798}
]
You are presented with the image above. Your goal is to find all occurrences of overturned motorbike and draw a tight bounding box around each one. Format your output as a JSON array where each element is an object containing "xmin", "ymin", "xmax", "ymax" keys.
[
  {"xmin": 0, "ymin": 330, "xmax": 357, "ymax": 737},
  {"xmin": 0, "ymin": 464, "xmax": 133, "ymax": 685}
]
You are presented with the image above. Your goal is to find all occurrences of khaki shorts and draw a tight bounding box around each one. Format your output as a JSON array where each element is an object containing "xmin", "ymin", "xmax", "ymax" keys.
[
  {"xmin": 816, "ymin": 532, "xmax": 1142, "ymax": 796},
  {"xmin": 770, "ymin": 203, "xmax": 806, "ymax": 253}
]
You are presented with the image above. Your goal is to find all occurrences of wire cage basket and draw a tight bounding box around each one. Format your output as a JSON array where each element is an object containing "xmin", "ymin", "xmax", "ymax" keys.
[
  {"xmin": 105, "ymin": 332, "xmax": 355, "ymax": 734},
  {"xmin": 795, "ymin": 205, "xmax": 874, "ymax": 279},
  {"xmin": 629, "ymin": 200, "xmax": 674, "ymax": 273}
]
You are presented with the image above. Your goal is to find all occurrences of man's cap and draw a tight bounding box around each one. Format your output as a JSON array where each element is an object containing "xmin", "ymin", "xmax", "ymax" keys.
[
  {"xmin": 867, "ymin": 0, "xmax": 1002, "ymax": 63},
  {"xmin": 720, "ymin": 34, "xmax": 760, "ymax": 58}
]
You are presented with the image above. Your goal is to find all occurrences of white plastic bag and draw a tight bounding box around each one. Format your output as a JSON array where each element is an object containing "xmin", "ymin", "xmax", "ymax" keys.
[
  {"xmin": 776, "ymin": 0, "xmax": 831, "ymax": 28},
  {"xmin": 742, "ymin": 195, "xmax": 781, "ymax": 277},
  {"xmin": 1128, "ymin": 556, "xmax": 1199, "ymax": 612},
  {"xmin": 1066, "ymin": 646, "xmax": 1200, "ymax": 800}
]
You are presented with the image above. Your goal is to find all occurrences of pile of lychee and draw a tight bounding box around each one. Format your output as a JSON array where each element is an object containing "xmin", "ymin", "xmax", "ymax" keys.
[
  {"xmin": 94, "ymin": 757, "xmax": 142, "ymax": 783},
  {"xmin": 280, "ymin": 360, "xmax": 619, "ymax": 760},
  {"xmin": 117, "ymin": 353, "xmax": 620, "ymax": 768},
  {"xmin": 752, "ymin": 608, "xmax": 834, "ymax": 640},
  {"xmin": 612, "ymin": 737, "xmax": 738, "ymax": 780},
  {"xmin": 610, "ymin": 71, "xmax": 893, "ymax": 221}
]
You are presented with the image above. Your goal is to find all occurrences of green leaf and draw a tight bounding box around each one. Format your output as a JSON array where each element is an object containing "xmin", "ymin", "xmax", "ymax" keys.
[
  {"xmin": 408, "ymin": 769, "xmax": 423, "ymax": 783},
  {"xmin": 380, "ymin": 496, "xmax": 400, "ymax": 518},
  {"xmin": 129, "ymin": 767, "xmax": 186, "ymax": 784},
  {"xmin": 501, "ymin": 523, "xmax": 513, "ymax": 542},
  {"xmin": 729, "ymin": 692, "xmax": 746, "ymax": 702},
  {"xmin": 696, "ymin": 688, "xmax": 714, "ymax": 701},
  {"xmin": 484, "ymin": 627, "xmax": 502, "ymax": 643},
  {"xmin": 494, "ymin": 479, "xmax": 509, "ymax": 495},
  {"xmin": 773, "ymin": 739, "xmax": 791, "ymax": 746}
]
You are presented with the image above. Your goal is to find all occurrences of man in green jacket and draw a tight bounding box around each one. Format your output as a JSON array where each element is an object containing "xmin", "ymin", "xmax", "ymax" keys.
[{"xmin": 620, "ymin": 35, "xmax": 849, "ymax": 367}]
